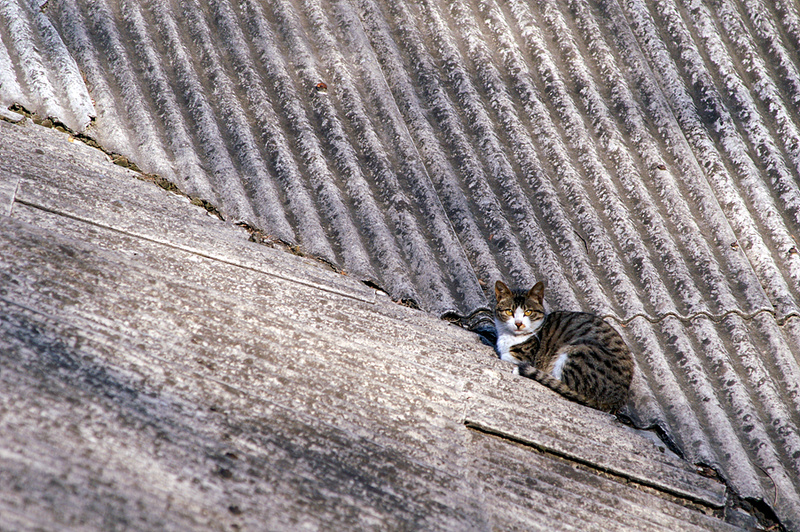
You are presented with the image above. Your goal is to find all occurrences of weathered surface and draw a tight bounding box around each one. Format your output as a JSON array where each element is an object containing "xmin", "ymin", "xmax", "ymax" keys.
[
  {"xmin": 3, "ymin": 0, "xmax": 800, "ymax": 525},
  {"xmin": 465, "ymin": 370, "xmax": 727, "ymax": 508},
  {"xmin": 0, "ymin": 120, "xmax": 747, "ymax": 530}
]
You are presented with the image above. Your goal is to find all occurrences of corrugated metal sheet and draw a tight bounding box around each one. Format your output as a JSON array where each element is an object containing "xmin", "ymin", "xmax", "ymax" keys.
[
  {"xmin": 0, "ymin": 0, "xmax": 94, "ymax": 130},
  {"xmin": 2, "ymin": 0, "xmax": 799, "ymax": 528}
]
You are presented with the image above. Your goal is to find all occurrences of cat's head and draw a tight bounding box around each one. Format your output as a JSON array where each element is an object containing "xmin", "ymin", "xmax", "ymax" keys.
[{"xmin": 494, "ymin": 281, "xmax": 545, "ymax": 336}]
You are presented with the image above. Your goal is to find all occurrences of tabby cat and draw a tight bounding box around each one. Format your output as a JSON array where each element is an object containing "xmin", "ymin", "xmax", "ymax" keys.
[{"xmin": 494, "ymin": 280, "xmax": 634, "ymax": 413}]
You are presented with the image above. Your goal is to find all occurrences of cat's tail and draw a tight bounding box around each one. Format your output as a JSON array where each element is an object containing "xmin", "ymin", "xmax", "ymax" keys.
[{"xmin": 517, "ymin": 362, "xmax": 591, "ymax": 407}]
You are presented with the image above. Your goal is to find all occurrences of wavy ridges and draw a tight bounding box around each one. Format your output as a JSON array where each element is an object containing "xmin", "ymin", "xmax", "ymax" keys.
[{"xmin": 0, "ymin": 0, "xmax": 93, "ymax": 129}]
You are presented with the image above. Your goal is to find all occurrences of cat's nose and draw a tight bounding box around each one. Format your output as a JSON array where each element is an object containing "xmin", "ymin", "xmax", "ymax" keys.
[{"xmin": 515, "ymin": 321, "xmax": 524, "ymax": 329}]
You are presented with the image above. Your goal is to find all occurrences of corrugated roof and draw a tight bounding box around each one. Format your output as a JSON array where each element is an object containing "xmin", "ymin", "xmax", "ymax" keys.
[
  {"xmin": 1, "ymin": 118, "xmax": 750, "ymax": 530},
  {"xmin": 2, "ymin": 0, "xmax": 799, "ymax": 528}
]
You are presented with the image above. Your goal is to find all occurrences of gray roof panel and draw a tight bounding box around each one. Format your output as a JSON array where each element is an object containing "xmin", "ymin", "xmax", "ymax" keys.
[
  {"xmin": 1, "ymin": 119, "xmax": 750, "ymax": 530},
  {"xmin": 3, "ymin": 0, "xmax": 800, "ymax": 527},
  {"xmin": 0, "ymin": 0, "xmax": 93, "ymax": 130}
]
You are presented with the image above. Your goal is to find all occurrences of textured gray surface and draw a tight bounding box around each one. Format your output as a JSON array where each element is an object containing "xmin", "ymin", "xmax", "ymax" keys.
[
  {"xmin": 0, "ymin": 119, "xmax": 746, "ymax": 531},
  {"xmin": 2, "ymin": 0, "xmax": 800, "ymax": 527}
]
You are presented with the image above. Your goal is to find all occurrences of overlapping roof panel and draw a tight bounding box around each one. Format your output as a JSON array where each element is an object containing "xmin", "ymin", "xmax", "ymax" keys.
[
  {"xmin": 2, "ymin": 118, "xmax": 747, "ymax": 530},
  {"xmin": 2, "ymin": 0, "xmax": 799, "ymax": 527}
]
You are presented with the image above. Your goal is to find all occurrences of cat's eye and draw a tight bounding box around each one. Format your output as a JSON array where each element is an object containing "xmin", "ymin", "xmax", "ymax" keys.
[
  {"xmin": 524, "ymin": 310, "xmax": 532, "ymax": 316},
  {"xmin": 504, "ymin": 310, "xmax": 513, "ymax": 316}
]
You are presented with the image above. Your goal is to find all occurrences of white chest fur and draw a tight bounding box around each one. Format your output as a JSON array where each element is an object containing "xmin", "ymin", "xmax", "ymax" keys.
[{"xmin": 495, "ymin": 330, "xmax": 534, "ymax": 363}]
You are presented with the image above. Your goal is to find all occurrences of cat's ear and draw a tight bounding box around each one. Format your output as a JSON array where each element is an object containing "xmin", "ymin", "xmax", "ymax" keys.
[
  {"xmin": 528, "ymin": 281, "xmax": 545, "ymax": 304},
  {"xmin": 495, "ymin": 280, "xmax": 511, "ymax": 300}
]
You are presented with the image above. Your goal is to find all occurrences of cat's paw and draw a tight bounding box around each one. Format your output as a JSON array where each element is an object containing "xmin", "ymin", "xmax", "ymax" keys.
[{"xmin": 512, "ymin": 365, "xmax": 520, "ymax": 375}]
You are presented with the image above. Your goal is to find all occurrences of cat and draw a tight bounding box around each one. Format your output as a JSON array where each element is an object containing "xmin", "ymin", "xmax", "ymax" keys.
[{"xmin": 494, "ymin": 280, "xmax": 634, "ymax": 413}]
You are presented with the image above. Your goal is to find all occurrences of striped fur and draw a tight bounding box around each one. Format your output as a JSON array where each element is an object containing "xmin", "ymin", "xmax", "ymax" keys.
[{"xmin": 495, "ymin": 281, "xmax": 634, "ymax": 413}]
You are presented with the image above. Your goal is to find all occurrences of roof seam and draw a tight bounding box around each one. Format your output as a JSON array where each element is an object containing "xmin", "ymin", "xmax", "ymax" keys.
[
  {"xmin": 463, "ymin": 419, "xmax": 728, "ymax": 510},
  {"xmin": 604, "ymin": 308, "xmax": 799, "ymax": 328},
  {"xmin": 12, "ymin": 196, "xmax": 377, "ymax": 306}
]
